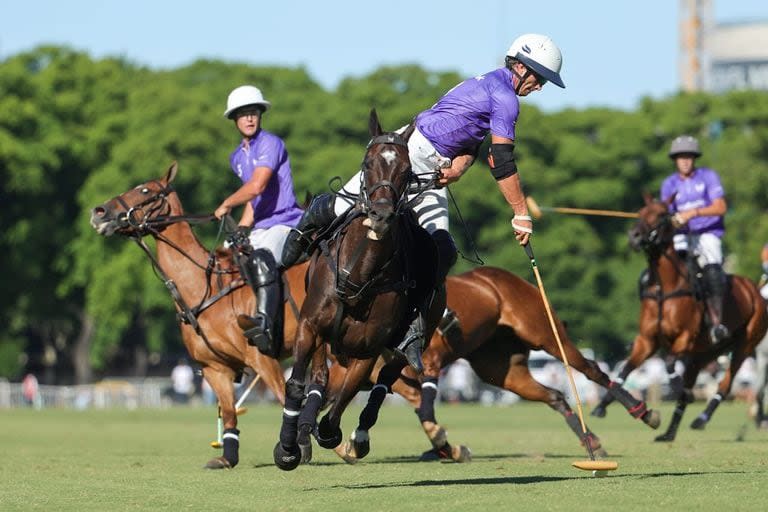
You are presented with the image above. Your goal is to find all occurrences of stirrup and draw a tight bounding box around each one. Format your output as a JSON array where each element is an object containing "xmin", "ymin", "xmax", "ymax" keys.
[
  {"xmin": 237, "ymin": 314, "xmax": 273, "ymax": 354},
  {"xmin": 395, "ymin": 335, "xmax": 424, "ymax": 373}
]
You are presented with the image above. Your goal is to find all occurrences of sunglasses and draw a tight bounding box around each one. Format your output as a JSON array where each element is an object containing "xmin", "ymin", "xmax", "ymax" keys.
[{"xmin": 532, "ymin": 71, "xmax": 547, "ymax": 86}]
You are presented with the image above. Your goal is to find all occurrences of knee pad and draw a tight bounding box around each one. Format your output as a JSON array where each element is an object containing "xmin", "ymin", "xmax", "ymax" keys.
[{"xmin": 251, "ymin": 248, "xmax": 278, "ymax": 286}]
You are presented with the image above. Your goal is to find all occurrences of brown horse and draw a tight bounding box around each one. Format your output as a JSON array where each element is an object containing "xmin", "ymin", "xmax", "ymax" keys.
[
  {"xmin": 273, "ymin": 110, "xmax": 445, "ymax": 470},
  {"xmin": 591, "ymin": 194, "xmax": 768, "ymax": 441},
  {"xmin": 334, "ymin": 265, "xmax": 665, "ymax": 463},
  {"xmin": 90, "ymin": 162, "xmax": 306, "ymax": 468}
]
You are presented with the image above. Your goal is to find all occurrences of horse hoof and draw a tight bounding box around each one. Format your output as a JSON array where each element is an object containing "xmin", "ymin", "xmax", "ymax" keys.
[
  {"xmin": 690, "ymin": 416, "xmax": 707, "ymax": 430},
  {"xmin": 299, "ymin": 438, "xmax": 313, "ymax": 464},
  {"xmin": 591, "ymin": 406, "xmax": 606, "ymax": 418},
  {"xmin": 333, "ymin": 441, "xmax": 359, "ymax": 464},
  {"xmin": 592, "ymin": 446, "xmax": 609, "ymax": 458},
  {"xmin": 451, "ymin": 445, "xmax": 472, "ymax": 463},
  {"xmin": 642, "ymin": 409, "xmax": 661, "ymax": 429},
  {"xmin": 203, "ymin": 456, "xmax": 232, "ymax": 470},
  {"xmin": 273, "ymin": 442, "xmax": 302, "ymax": 471},
  {"xmin": 315, "ymin": 418, "xmax": 343, "ymax": 449},
  {"xmin": 654, "ymin": 433, "xmax": 675, "ymax": 442},
  {"xmin": 351, "ymin": 430, "xmax": 370, "ymax": 460},
  {"xmin": 419, "ymin": 444, "xmax": 452, "ymax": 462}
]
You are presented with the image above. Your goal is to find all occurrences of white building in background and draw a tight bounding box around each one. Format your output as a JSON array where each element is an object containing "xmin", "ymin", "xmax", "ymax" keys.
[{"xmin": 706, "ymin": 21, "xmax": 768, "ymax": 92}]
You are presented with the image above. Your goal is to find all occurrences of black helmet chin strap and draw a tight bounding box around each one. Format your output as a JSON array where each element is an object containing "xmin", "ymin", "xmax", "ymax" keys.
[{"xmin": 512, "ymin": 67, "xmax": 534, "ymax": 95}]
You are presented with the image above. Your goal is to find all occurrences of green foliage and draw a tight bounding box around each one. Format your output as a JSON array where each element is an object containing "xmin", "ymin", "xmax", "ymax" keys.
[{"xmin": 2, "ymin": 46, "xmax": 768, "ymax": 379}]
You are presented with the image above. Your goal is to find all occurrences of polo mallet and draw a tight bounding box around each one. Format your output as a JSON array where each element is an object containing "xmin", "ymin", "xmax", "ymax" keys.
[
  {"xmin": 526, "ymin": 196, "xmax": 638, "ymax": 219},
  {"xmin": 523, "ymin": 242, "xmax": 618, "ymax": 475},
  {"xmin": 210, "ymin": 373, "xmax": 261, "ymax": 449}
]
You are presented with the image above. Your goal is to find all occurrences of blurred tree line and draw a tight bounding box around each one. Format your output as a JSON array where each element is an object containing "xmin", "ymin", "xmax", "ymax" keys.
[{"xmin": 2, "ymin": 46, "xmax": 767, "ymax": 383}]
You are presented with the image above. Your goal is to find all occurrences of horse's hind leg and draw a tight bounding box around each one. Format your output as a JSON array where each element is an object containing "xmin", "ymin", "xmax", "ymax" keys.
[
  {"xmin": 202, "ymin": 366, "xmax": 239, "ymax": 469},
  {"xmin": 471, "ymin": 349, "xmax": 606, "ymax": 458},
  {"xmin": 655, "ymin": 364, "xmax": 699, "ymax": 442},
  {"xmin": 337, "ymin": 357, "xmax": 406, "ymax": 462},
  {"xmin": 691, "ymin": 340, "xmax": 749, "ymax": 430},
  {"xmin": 318, "ymin": 357, "xmax": 375, "ymax": 451}
]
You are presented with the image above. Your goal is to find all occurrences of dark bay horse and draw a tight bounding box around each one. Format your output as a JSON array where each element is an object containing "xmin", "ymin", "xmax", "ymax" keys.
[
  {"xmin": 334, "ymin": 266, "xmax": 664, "ymax": 463},
  {"xmin": 273, "ymin": 110, "xmax": 445, "ymax": 470},
  {"xmin": 591, "ymin": 194, "xmax": 768, "ymax": 441},
  {"xmin": 90, "ymin": 162, "xmax": 308, "ymax": 468}
]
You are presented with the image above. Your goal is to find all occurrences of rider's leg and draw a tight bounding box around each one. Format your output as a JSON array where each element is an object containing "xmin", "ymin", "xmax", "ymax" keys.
[
  {"xmin": 696, "ymin": 234, "xmax": 729, "ymax": 342},
  {"xmin": 395, "ymin": 183, "xmax": 455, "ymax": 372},
  {"xmin": 240, "ymin": 248, "xmax": 282, "ymax": 355},
  {"xmin": 280, "ymin": 193, "xmax": 339, "ymax": 268}
]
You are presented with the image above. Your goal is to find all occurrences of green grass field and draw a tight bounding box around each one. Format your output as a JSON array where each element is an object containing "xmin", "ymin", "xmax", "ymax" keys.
[{"xmin": 1, "ymin": 401, "xmax": 767, "ymax": 511}]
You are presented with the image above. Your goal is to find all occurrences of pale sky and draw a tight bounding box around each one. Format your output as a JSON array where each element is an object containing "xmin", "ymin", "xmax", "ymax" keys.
[{"xmin": 2, "ymin": 1, "xmax": 767, "ymax": 111}]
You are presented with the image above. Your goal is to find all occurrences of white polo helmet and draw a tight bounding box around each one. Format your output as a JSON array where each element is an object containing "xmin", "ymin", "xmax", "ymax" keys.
[
  {"xmin": 223, "ymin": 85, "xmax": 271, "ymax": 119},
  {"xmin": 668, "ymin": 135, "xmax": 702, "ymax": 158},
  {"xmin": 506, "ymin": 34, "xmax": 565, "ymax": 88}
]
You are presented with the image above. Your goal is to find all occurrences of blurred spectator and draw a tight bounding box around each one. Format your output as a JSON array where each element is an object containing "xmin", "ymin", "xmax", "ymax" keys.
[
  {"xmin": 22, "ymin": 373, "xmax": 41, "ymax": 410},
  {"xmin": 440, "ymin": 359, "xmax": 478, "ymax": 403},
  {"xmin": 169, "ymin": 358, "xmax": 195, "ymax": 404}
]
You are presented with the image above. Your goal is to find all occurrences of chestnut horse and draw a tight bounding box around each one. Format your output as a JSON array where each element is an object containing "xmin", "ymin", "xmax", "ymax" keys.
[
  {"xmin": 273, "ymin": 110, "xmax": 445, "ymax": 470},
  {"xmin": 591, "ymin": 194, "xmax": 768, "ymax": 441},
  {"xmin": 90, "ymin": 162, "xmax": 307, "ymax": 468},
  {"xmin": 334, "ymin": 266, "xmax": 665, "ymax": 463}
]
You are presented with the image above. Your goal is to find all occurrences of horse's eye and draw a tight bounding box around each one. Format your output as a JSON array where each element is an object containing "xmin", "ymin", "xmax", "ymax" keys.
[{"xmin": 141, "ymin": 187, "xmax": 149, "ymax": 194}]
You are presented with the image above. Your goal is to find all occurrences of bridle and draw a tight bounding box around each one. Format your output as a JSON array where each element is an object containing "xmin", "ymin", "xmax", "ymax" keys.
[{"xmin": 358, "ymin": 132, "xmax": 412, "ymax": 216}]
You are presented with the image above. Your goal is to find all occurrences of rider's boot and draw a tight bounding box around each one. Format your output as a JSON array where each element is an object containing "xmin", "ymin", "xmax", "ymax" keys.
[
  {"xmin": 395, "ymin": 229, "xmax": 457, "ymax": 373},
  {"xmin": 281, "ymin": 193, "xmax": 337, "ymax": 268},
  {"xmin": 702, "ymin": 263, "xmax": 730, "ymax": 343},
  {"xmin": 238, "ymin": 248, "xmax": 282, "ymax": 356}
]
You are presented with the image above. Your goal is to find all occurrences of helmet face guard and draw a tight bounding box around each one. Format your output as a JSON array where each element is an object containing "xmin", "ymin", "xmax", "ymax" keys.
[{"xmin": 514, "ymin": 53, "xmax": 564, "ymax": 88}]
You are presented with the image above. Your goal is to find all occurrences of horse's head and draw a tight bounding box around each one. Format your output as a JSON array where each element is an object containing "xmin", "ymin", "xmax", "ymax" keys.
[
  {"xmin": 628, "ymin": 192, "xmax": 677, "ymax": 255},
  {"xmin": 359, "ymin": 109, "xmax": 415, "ymax": 240},
  {"xmin": 90, "ymin": 162, "xmax": 178, "ymax": 237}
]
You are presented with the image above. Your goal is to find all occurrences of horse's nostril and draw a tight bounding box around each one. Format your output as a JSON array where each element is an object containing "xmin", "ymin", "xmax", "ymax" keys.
[{"xmin": 93, "ymin": 207, "xmax": 106, "ymax": 218}]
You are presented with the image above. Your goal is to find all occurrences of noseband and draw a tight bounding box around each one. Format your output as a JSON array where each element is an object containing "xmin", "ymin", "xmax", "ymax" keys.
[
  {"xmin": 114, "ymin": 180, "xmax": 174, "ymax": 235},
  {"xmin": 636, "ymin": 211, "xmax": 674, "ymax": 256},
  {"xmin": 359, "ymin": 133, "xmax": 411, "ymax": 214}
]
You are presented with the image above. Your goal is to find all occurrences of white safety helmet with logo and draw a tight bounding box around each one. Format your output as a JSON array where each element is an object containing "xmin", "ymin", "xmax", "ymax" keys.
[
  {"xmin": 668, "ymin": 135, "xmax": 702, "ymax": 158},
  {"xmin": 223, "ymin": 85, "xmax": 272, "ymax": 119},
  {"xmin": 506, "ymin": 34, "xmax": 565, "ymax": 88}
]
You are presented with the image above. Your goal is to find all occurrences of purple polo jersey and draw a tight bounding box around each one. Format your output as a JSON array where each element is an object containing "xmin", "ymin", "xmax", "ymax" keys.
[
  {"xmin": 229, "ymin": 130, "xmax": 303, "ymax": 229},
  {"xmin": 415, "ymin": 67, "xmax": 519, "ymax": 159},
  {"xmin": 660, "ymin": 167, "xmax": 725, "ymax": 237}
]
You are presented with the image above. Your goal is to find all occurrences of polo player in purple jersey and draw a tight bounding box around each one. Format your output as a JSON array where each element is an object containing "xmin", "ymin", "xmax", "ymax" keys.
[
  {"xmin": 214, "ymin": 85, "xmax": 304, "ymax": 357},
  {"xmin": 660, "ymin": 134, "xmax": 730, "ymax": 343},
  {"xmin": 281, "ymin": 33, "xmax": 566, "ymax": 371}
]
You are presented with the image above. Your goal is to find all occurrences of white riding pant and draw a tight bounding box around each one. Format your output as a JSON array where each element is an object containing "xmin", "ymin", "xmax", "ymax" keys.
[
  {"xmin": 672, "ymin": 233, "xmax": 723, "ymax": 266},
  {"xmin": 334, "ymin": 125, "xmax": 451, "ymax": 234},
  {"xmin": 247, "ymin": 225, "xmax": 293, "ymax": 267},
  {"xmin": 756, "ymin": 332, "xmax": 768, "ymax": 412}
]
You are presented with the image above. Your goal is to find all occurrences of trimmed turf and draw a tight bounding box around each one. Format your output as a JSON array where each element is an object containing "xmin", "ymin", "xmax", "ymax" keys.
[{"xmin": 1, "ymin": 401, "xmax": 766, "ymax": 511}]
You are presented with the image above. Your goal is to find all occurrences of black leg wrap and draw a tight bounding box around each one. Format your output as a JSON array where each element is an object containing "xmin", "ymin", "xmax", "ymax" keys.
[
  {"xmin": 358, "ymin": 384, "xmax": 388, "ymax": 431},
  {"xmin": 298, "ymin": 384, "xmax": 324, "ymax": 432},
  {"xmin": 222, "ymin": 427, "xmax": 240, "ymax": 468},
  {"xmin": 417, "ymin": 377, "xmax": 439, "ymax": 424},
  {"xmin": 280, "ymin": 379, "xmax": 305, "ymax": 448},
  {"xmin": 608, "ymin": 381, "xmax": 647, "ymax": 418}
]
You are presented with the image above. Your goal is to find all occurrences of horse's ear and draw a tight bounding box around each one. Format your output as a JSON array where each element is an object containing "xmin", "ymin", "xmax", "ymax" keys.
[
  {"xmin": 165, "ymin": 161, "xmax": 179, "ymax": 185},
  {"xmin": 665, "ymin": 192, "xmax": 677, "ymax": 206},
  {"xmin": 642, "ymin": 191, "xmax": 653, "ymax": 205},
  {"xmin": 369, "ymin": 108, "xmax": 382, "ymax": 137},
  {"xmin": 401, "ymin": 122, "xmax": 416, "ymax": 142}
]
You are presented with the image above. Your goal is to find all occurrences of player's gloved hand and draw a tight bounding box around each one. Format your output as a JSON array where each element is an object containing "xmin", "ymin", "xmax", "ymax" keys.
[{"xmin": 226, "ymin": 226, "xmax": 251, "ymax": 250}]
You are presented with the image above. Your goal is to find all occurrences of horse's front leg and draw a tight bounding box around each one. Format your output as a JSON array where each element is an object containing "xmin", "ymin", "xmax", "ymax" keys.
[
  {"xmin": 274, "ymin": 318, "xmax": 317, "ymax": 471},
  {"xmin": 202, "ymin": 366, "xmax": 239, "ymax": 469},
  {"xmin": 318, "ymin": 357, "xmax": 375, "ymax": 451},
  {"xmin": 295, "ymin": 338, "xmax": 329, "ymax": 458},
  {"xmin": 655, "ymin": 362, "xmax": 699, "ymax": 442}
]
